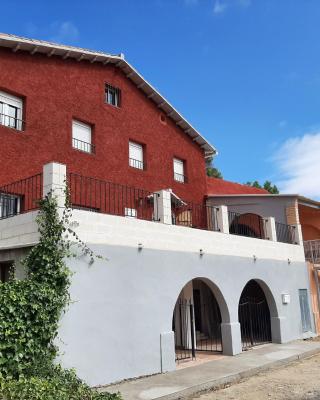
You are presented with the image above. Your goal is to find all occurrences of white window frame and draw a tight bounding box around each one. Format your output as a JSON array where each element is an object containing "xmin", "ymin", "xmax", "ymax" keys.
[
  {"xmin": 72, "ymin": 120, "xmax": 93, "ymax": 153},
  {"xmin": 0, "ymin": 91, "xmax": 23, "ymax": 131},
  {"xmin": 129, "ymin": 141, "xmax": 144, "ymax": 170},
  {"xmin": 173, "ymin": 158, "xmax": 185, "ymax": 183},
  {"xmin": 125, "ymin": 207, "xmax": 137, "ymax": 218},
  {"xmin": 105, "ymin": 84, "xmax": 121, "ymax": 107}
]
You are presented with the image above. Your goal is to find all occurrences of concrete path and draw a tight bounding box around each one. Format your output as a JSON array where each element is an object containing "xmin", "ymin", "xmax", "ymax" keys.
[{"xmin": 103, "ymin": 340, "xmax": 320, "ymax": 400}]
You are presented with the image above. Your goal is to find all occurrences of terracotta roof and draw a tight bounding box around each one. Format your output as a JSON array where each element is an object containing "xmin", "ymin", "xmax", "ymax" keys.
[{"xmin": 207, "ymin": 177, "xmax": 269, "ymax": 196}]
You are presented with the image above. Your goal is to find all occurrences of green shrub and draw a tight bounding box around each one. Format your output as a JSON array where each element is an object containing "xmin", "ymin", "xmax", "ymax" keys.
[
  {"xmin": 0, "ymin": 192, "xmax": 119, "ymax": 399},
  {"xmin": 0, "ymin": 366, "xmax": 120, "ymax": 400}
]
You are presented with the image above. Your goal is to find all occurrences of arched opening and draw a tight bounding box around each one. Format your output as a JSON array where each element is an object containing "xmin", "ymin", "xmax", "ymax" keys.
[
  {"xmin": 172, "ymin": 278, "xmax": 224, "ymax": 362},
  {"xmin": 238, "ymin": 280, "xmax": 272, "ymax": 350},
  {"xmin": 229, "ymin": 213, "xmax": 265, "ymax": 239}
]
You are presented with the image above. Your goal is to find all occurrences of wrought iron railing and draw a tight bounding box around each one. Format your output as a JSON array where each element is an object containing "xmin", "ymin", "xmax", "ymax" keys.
[
  {"xmin": 68, "ymin": 173, "xmax": 159, "ymax": 222},
  {"xmin": 0, "ymin": 112, "xmax": 25, "ymax": 131},
  {"xmin": 0, "ymin": 173, "xmax": 42, "ymax": 220},
  {"xmin": 228, "ymin": 211, "xmax": 266, "ymax": 239},
  {"xmin": 171, "ymin": 196, "xmax": 219, "ymax": 231},
  {"xmin": 129, "ymin": 158, "xmax": 144, "ymax": 170},
  {"xmin": 304, "ymin": 240, "xmax": 320, "ymax": 264},
  {"xmin": 72, "ymin": 138, "xmax": 95, "ymax": 154},
  {"xmin": 174, "ymin": 172, "xmax": 187, "ymax": 184},
  {"xmin": 275, "ymin": 221, "xmax": 296, "ymax": 244}
]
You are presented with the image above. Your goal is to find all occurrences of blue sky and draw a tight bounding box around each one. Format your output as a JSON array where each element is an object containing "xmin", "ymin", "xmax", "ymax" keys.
[{"xmin": 2, "ymin": 0, "xmax": 320, "ymax": 198}]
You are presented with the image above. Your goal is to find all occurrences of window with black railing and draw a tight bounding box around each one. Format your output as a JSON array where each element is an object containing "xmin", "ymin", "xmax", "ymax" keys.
[
  {"xmin": 0, "ymin": 173, "xmax": 43, "ymax": 220},
  {"xmin": 129, "ymin": 158, "xmax": 144, "ymax": 170},
  {"xmin": 228, "ymin": 211, "xmax": 266, "ymax": 239},
  {"xmin": 0, "ymin": 91, "xmax": 24, "ymax": 131},
  {"xmin": 174, "ymin": 172, "xmax": 187, "ymax": 184},
  {"xmin": 275, "ymin": 221, "xmax": 296, "ymax": 244},
  {"xmin": 72, "ymin": 137, "xmax": 95, "ymax": 154}
]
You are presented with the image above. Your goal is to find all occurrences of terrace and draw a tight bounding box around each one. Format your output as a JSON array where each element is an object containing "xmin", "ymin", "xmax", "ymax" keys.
[{"xmin": 0, "ymin": 162, "xmax": 302, "ymax": 247}]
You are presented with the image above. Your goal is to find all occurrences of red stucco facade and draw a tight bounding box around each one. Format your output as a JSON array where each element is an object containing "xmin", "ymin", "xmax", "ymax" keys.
[{"xmin": 0, "ymin": 47, "xmax": 208, "ymax": 203}]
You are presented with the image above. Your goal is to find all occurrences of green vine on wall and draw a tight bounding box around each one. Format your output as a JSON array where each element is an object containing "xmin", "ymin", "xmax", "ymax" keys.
[{"xmin": 0, "ymin": 192, "xmax": 118, "ymax": 399}]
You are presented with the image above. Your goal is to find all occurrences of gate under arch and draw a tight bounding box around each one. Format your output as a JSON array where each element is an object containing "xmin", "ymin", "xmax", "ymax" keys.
[
  {"xmin": 238, "ymin": 280, "xmax": 272, "ymax": 350},
  {"xmin": 172, "ymin": 278, "xmax": 223, "ymax": 362}
]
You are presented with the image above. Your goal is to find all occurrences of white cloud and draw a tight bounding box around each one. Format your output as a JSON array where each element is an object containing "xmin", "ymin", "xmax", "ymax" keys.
[
  {"xmin": 213, "ymin": 0, "xmax": 228, "ymax": 14},
  {"xmin": 50, "ymin": 21, "xmax": 79, "ymax": 44},
  {"xmin": 273, "ymin": 132, "xmax": 320, "ymax": 199}
]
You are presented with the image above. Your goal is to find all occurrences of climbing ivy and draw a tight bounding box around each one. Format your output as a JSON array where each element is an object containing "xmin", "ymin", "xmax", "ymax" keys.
[{"xmin": 0, "ymin": 192, "xmax": 118, "ymax": 399}]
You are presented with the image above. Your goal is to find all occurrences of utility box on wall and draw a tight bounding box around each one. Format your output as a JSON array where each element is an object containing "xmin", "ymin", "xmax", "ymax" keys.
[{"xmin": 282, "ymin": 293, "xmax": 291, "ymax": 304}]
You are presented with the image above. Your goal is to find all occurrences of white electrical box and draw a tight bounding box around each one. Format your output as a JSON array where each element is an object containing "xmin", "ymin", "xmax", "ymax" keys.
[{"xmin": 282, "ymin": 293, "xmax": 290, "ymax": 304}]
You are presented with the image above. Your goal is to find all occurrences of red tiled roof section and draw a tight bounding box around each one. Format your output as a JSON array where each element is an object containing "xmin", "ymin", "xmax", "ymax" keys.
[{"xmin": 207, "ymin": 177, "xmax": 269, "ymax": 195}]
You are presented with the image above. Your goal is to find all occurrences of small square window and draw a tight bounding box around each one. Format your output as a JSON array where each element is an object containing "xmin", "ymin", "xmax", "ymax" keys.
[
  {"xmin": 129, "ymin": 141, "xmax": 144, "ymax": 170},
  {"xmin": 125, "ymin": 207, "xmax": 137, "ymax": 218},
  {"xmin": 105, "ymin": 84, "xmax": 121, "ymax": 107}
]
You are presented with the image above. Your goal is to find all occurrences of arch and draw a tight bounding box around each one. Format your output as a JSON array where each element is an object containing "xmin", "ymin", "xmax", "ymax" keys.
[
  {"xmin": 172, "ymin": 277, "xmax": 230, "ymax": 362},
  {"xmin": 173, "ymin": 276, "xmax": 230, "ymax": 323},
  {"xmin": 229, "ymin": 212, "xmax": 265, "ymax": 239},
  {"xmin": 238, "ymin": 279, "xmax": 278, "ymax": 349}
]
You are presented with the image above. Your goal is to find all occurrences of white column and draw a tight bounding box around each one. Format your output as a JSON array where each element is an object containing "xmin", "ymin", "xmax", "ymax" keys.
[
  {"xmin": 221, "ymin": 322, "xmax": 242, "ymax": 355},
  {"xmin": 216, "ymin": 205, "xmax": 229, "ymax": 234},
  {"xmin": 154, "ymin": 190, "xmax": 172, "ymax": 225},
  {"xmin": 43, "ymin": 162, "xmax": 67, "ymax": 209},
  {"xmin": 293, "ymin": 224, "xmax": 303, "ymax": 245},
  {"xmin": 263, "ymin": 217, "xmax": 277, "ymax": 241}
]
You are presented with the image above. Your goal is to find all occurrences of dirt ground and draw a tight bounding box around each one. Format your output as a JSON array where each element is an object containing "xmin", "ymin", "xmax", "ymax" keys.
[{"xmin": 197, "ymin": 352, "xmax": 320, "ymax": 400}]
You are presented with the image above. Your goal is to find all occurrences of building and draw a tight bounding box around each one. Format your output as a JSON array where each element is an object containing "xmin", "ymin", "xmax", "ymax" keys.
[{"xmin": 0, "ymin": 33, "xmax": 315, "ymax": 387}]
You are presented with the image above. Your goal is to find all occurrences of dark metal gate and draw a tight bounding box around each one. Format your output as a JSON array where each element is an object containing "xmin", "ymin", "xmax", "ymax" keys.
[
  {"xmin": 195, "ymin": 301, "xmax": 222, "ymax": 353},
  {"xmin": 173, "ymin": 300, "xmax": 196, "ymax": 362},
  {"xmin": 239, "ymin": 297, "xmax": 271, "ymax": 350}
]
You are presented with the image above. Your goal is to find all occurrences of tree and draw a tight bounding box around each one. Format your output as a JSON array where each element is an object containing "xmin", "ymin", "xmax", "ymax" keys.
[
  {"xmin": 246, "ymin": 180, "xmax": 279, "ymax": 194},
  {"xmin": 206, "ymin": 157, "xmax": 223, "ymax": 179}
]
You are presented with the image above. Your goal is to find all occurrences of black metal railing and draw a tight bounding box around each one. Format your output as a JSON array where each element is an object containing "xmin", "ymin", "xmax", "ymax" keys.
[
  {"xmin": 275, "ymin": 221, "xmax": 296, "ymax": 244},
  {"xmin": 72, "ymin": 138, "xmax": 95, "ymax": 154},
  {"xmin": 171, "ymin": 196, "xmax": 219, "ymax": 231},
  {"xmin": 68, "ymin": 173, "xmax": 159, "ymax": 222},
  {"xmin": 0, "ymin": 173, "xmax": 42, "ymax": 220},
  {"xmin": 129, "ymin": 158, "xmax": 144, "ymax": 170},
  {"xmin": 174, "ymin": 172, "xmax": 187, "ymax": 184},
  {"xmin": 173, "ymin": 299, "xmax": 196, "ymax": 362},
  {"xmin": 0, "ymin": 112, "xmax": 25, "ymax": 131},
  {"xmin": 228, "ymin": 211, "xmax": 266, "ymax": 239},
  {"xmin": 304, "ymin": 240, "xmax": 320, "ymax": 264}
]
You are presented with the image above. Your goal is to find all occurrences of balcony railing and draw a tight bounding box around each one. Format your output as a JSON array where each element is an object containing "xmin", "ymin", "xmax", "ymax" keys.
[
  {"xmin": 171, "ymin": 196, "xmax": 219, "ymax": 232},
  {"xmin": 68, "ymin": 173, "xmax": 159, "ymax": 222},
  {"xmin": 174, "ymin": 173, "xmax": 187, "ymax": 184},
  {"xmin": 228, "ymin": 211, "xmax": 266, "ymax": 239},
  {"xmin": 129, "ymin": 158, "xmax": 144, "ymax": 170},
  {"xmin": 304, "ymin": 240, "xmax": 320, "ymax": 264},
  {"xmin": 72, "ymin": 138, "xmax": 95, "ymax": 154},
  {"xmin": 0, "ymin": 173, "xmax": 43, "ymax": 220},
  {"xmin": 0, "ymin": 112, "xmax": 25, "ymax": 131},
  {"xmin": 275, "ymin": 222, "xmax": 296, "ymax": 244}
]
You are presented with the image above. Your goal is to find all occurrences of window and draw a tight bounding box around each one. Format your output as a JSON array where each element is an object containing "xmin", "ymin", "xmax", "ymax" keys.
[
  {"xmin": 72, "ymin": 120, "xmax": 94, "ymax": 153},
  {"xmin": 0, "ymin": 91, "xmax": 23, "ymax": 131},
  {"xmin": 105, "ymin": 84, "xmax": 121, "ymax": 107},
  {"xmin": 0, "ymin": 262, "xmax": 12, "ymax": 283},
  {"xmin": 129, "ymin": 141, "xmax": 144, "ymax": 170},
  {"xmin": 125, "ymin": 207, "xmax": 137, "ymax": 218},
  {"xmin": 173, "ymin": 158, "xmax": 185, "ymax": 183},
  {"xmin": 0, "ymin": 193, "xmax": 20, "ymax": 219}
]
